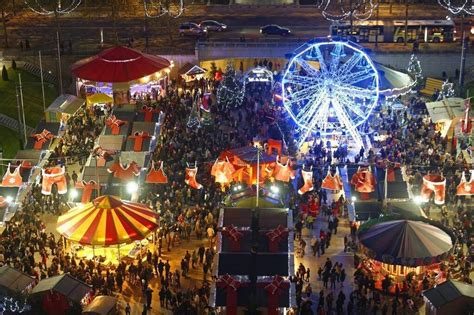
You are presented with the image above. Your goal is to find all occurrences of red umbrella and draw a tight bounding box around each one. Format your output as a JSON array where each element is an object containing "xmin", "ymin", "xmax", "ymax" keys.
[{"xmin": 71, "ymin": 46, "xmax": 171, "ymax": 83}]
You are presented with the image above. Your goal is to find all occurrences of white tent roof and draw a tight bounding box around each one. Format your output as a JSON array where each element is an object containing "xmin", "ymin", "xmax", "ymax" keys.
[
  {"xmin": 378, "ymin": 64, "xmax": 415, "ymax": 97},
  {"xmin": 425, "ymin": 98, "xmax": 470, "ymax": 123}
]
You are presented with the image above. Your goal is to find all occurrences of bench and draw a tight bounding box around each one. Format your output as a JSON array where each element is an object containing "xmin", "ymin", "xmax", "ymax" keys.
[{"xmin": 420, "ymin": 77, "xmax": 444, "ymax": 96}]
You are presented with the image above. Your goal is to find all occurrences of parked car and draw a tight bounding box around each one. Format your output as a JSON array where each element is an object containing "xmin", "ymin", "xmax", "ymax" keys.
[
  {"xmin": 179, "ymin": 23, "xmax": 207, "ymax": 37},
  {"xmin": 260, "ymin": 24, "xmax": 291, "ymax": 36},
  {"xmin": 199, "ymin": 20, "xmax": 227, "ymax": 32}
]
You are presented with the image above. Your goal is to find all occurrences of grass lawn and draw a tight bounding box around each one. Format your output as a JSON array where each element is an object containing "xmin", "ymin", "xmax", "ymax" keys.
[
  {"xmin": 0, "ymin": 67, "xmax": 57, "ymax": 127},
  {"xmin": 0, "ymin": 126, "xmax": 20, "ymax": 159}
]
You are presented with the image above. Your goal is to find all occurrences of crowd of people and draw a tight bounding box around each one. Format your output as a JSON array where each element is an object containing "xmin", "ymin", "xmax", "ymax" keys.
[{"xmin": 0, "ymin": 58, "xmax": 471, "ymax": 315}]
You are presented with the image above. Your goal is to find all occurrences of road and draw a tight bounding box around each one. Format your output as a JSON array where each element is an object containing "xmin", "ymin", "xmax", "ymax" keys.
[{"xmin": 1, "ymin": 3, "xmax": 467, "ymax": 55}]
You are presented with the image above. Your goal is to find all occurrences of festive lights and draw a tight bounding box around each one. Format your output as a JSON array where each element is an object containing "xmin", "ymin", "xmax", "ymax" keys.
[
  {"xmin": 320, "ymin": 0, "xmax": 378, "ymax": 22},
  {"xmin": 407, "ymin": 54, "xmax": 423, "ymax": 90},
  {"xmin": 24, "ymin": 0, "xmax": 82, "ymax": 15},
  {"xmin": 187, "ymin": 93, "xmax": 201, "ymax": 128},
  {"xmin": 217, "ymin": 62, "xmax": 244, "ymax": 109},
  {"xmin": 143, "ymin": 0, "xmax": 184, "ymax": 18},
  {"xmin": 438, "ymin": 80, "xmax": 456, "ymax": 100},
  {"xmin": 282, "ymin": 40, "xmax": 379, "ymax": 149},
  {"xmin": 438, "ymin": 0, "xmax": 474, "ymax": 15}
]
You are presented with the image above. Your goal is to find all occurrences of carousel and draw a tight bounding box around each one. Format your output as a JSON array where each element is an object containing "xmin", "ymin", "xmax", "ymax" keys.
[
  {"xmin": 56, "ymin": 195, "xmax": 159, "ymax": 264},
  {"xmin": 72, "ymin": 46, "xmax": 172, "ymax": 105},
  {"xmin": 357, "ymin": 216, "xmax": 455, "ymax": 290}
]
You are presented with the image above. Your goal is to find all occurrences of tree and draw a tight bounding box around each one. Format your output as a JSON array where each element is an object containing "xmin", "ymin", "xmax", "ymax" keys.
[
  {"xmin": 187, "ymin": 93, "xmax": 201, "ymax": 128},
  {"xmin": 0, "ymin": 0, "xmax": 10, "ymax": 48},
  {"xmin": 217, "ymin": 62, "xmax": 244, "ymax": 109},
  {"xmin": 438, "ymin": 80, "xmax": 455, "ymax": 100},
  {"xmin": 2, "ymin": 65, "xmax": 8, "ymax": 81},
  {"xmin": 407, "ymin": 54, "xmax": 423, "ymax": 90}
]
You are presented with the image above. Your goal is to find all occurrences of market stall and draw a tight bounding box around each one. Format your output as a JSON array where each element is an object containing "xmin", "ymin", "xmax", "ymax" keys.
[
  {"xmin": 56, "ymin": 195, "xmax": 159, "ymax": 264},
  {"xmin": 72, "ymin": 46, "xmax": 172, "ymax": 105},
  {"xmin": 82, "ymin": 296, "xmax": 117, "ymax": 315},
  {"xmin": 219, "ymin": 146, "xmax": 276, "ymax": 185},
  {"xmin": 45, "ymin": 94, "xmax": 85, "ymax": 125}
]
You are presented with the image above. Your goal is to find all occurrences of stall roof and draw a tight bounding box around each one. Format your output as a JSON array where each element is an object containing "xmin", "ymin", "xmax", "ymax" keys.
[
  {"xmin": 31, "ymin": 274, "xmax": 91, "ymax": 303},
  {"xmin": 426, "ymin": 98, "xmax": 472, "ymax": 123},
  {"xmin": 82, "ymin": 295, "xmax": 117, "ymax": 315},
  {"xmin": 0, "ymin": 265, "xmax": 35, "ymax": 293},
  {"xmin": 98, "ymin": 135, "xmax": 125, "ymax": 151},
  {"xmin": 388, "ymin": 201, "xmax": 426, "ymax": 218},
  {"xmin": 119, "ymin": 151, "xmax": 150, "ymax": 168},
  {"xmin": 46, "ymin": 94, "xmax": 85, "ymax": 115},
  {"xmin": 423, "ymin": 280, "xmax": 474, "ymax": 308},
  {"xmin": 131, "ymin": 122, "xmax": 158, "ymax": 135},
  {"xmin": 14, "ymin": 150, "xmax": 42, "ymax": 162},
  {"xmin": 81, "ymin": 166, "xmax": 111, "ymax": 183},
  {"xmin": 179, "ymin": 63, "xmax": 206, "ymax": 76}
]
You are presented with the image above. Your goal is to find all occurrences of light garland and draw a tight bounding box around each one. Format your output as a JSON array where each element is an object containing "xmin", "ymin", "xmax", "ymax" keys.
[
  {"xmin": 217, "ymin": 62, "xmax": 244, "ymax": 109},
  {"xmin": 320, "ymin": 0, "xmax": 378, "ymax": 22},
  {"xmin": 438, "ymin": 80, "xmax": 455, "ymax": 100},
  {"xmin": 25, "ymin": 0, "xmax": 82, "ymax": 15},
  {"xmin": 407, "ymin": 54, "xmax": 423, "ymax": 90},
  {"xmin": 143, "ymin": 0, "xmax": 184, "ymax": 18},
  {"xmin": 187, "ymin": 93, "xmax": 201, "ymax": 128},
  {"xmin": 438, "ymin": 0, "xmax": 474, "ymax": 15}
]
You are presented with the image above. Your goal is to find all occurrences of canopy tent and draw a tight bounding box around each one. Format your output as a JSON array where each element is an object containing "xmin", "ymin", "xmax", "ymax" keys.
[
  {"xmin": 82, "ymin": 295, "xmax": 117, "ymax": 315},
  {"xmin": 86, "ymin": 93, "xmax": 113, "ymax": 107},
  {"xmin": 31, "ymin": 274, "xmax": 91, "ymax": 304},
  {"xmin": 377, "ymin": 64, "xmax": 416, "ymax": 97},
  {"xmin": 0, "ymin": 265, "xmax": 35, "ymax": 294},
  {"xmin": 359, "ymin": 219, "xmax": 454, "ymax": 266},
  {"xmin": 56, "ymin": 195, "xmax": 159, "ymax": 246},
  {"xmin": 71, "ymin": 46, "xmax": 171, "ymax": 83}
]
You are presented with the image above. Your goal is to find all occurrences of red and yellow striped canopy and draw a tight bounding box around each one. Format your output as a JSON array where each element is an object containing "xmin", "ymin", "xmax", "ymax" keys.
[{"xmin": 57, "ymin": 195, "xmax": 159, "ymax": 246}]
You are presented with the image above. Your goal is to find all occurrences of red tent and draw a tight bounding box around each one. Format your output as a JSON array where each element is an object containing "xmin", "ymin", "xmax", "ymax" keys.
[{"xmin": 71, "ymin": 46, "xmax": 171, "ymax": 83}]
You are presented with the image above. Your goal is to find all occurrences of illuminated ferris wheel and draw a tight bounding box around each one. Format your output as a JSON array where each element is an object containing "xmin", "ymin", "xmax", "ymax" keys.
[{"xmin": 282, "ymin": 40, "xmax": 379, "ymax": 148}]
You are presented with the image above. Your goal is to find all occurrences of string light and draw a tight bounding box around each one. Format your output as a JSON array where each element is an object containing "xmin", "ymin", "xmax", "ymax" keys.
[
  {"xmin": 438, "ymin": 80, "xmax": 456, "ymax": 100},
  {"xmin": 217, "ymin": 62, "xmax": 244, "ymax": 109},
  {"xmin": 24, "ymin": 0, "xmax": 82, "ymax": 15},
  {"xmin": 438, "ymin": 0, "xmax": 474, "ymax": 15},
  {"xmin": 407, "ymin": 54, "xmax": 423, "ymax": 90},
  {"xmin": 320, "ymin": 0, "xmax": 378, "ymax": 22},
  {"xmin": 143, "ymin": 0, "xmax": 184, "ymax": 18}
]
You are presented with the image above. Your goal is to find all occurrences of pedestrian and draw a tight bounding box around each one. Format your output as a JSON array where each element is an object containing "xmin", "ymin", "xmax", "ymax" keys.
[
  {"xmin": 340, "ymin": 268, "xmax": 346, "ymax": 287},
  {"xmin": 311, "ymin": 235, "xmax": 319, "ymax": 256},
  {"xmin": 305, "ymin": 268, "xmax": 310, "ymax": 282},
  {"xmin": 125, "ymin": 302, "xmax": 131, "ymax": 315}
]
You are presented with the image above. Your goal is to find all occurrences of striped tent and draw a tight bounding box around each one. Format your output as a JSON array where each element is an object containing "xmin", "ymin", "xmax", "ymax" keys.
[{"xmin": 56, "ymin": 195, "xmax": 159, "ymax": 246}]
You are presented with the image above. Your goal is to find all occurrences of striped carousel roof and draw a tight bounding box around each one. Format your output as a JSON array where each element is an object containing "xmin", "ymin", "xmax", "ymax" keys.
[{"xmin": 56, "ymin": 195, "xmax": 159, "ymax": 246}]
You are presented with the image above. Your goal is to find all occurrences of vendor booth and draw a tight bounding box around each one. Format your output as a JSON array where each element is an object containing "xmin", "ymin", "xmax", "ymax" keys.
[
  {"xmin": 31, "ymin": 274, "xmax": 92, "ymax": 315},
  {"xmin": 45, "ymin": 94, "xmax": 85, "ymax": 125},
  {"xmin": 56, "ymin": 195, "xmax": 159, "ymax": 264},
  {"xmin": 219, "ymin": 146, "xmax": 276, "ymax": 185},
  {"xmin": 357, "ymin": 217, "xmax": 455, "ymax": 292},
  {"xmin": 426, "ymin": 97, "xmax": 473, "ymax": 139},
  {"xmin": 0, "ymin": 265, "xmax": 35, "ymax": 294},
  {"xmin": 82, "ymin": 296, "xmax": 117, "ymax": 315},
  {"xmin": 72, "ymin": 46, "xmax": 172, "ymax": 105},
  {"xmin": 179, "ymin": 63, "xmax": 207, "ymax": 84}
]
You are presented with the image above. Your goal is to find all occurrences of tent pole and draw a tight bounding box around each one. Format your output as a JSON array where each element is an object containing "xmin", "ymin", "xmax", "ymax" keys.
[
  {"xmin": 117, "ymin": 244, "xmax": 121, "ymax": 261},
  {"xmin": 92, "ymin": 245, "xmax": 95, "ymax": 259}
]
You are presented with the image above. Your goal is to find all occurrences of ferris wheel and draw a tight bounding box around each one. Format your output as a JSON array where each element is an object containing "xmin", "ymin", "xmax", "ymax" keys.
[{"xmin": 282, "ymin": 40, "xmax": 379, "ymax": 149}]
